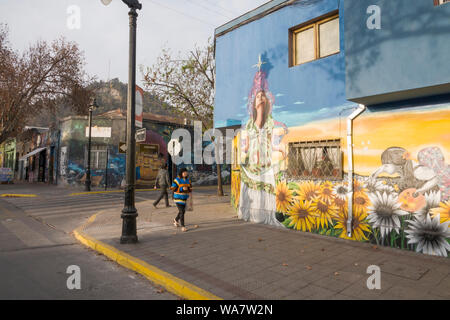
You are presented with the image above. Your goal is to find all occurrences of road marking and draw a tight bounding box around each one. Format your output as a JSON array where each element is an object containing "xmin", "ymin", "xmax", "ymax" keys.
[
  {"xmin": 1, "ymin": 219, "xmax": 54, "ymax": 247},
  {"xmin": 1, "ymin": 194, "xmax": 37, "ymax": 198}
]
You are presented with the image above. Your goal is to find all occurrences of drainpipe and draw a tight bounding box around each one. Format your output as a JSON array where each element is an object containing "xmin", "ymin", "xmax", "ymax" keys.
[{"xmin": 346, "ymin": 104, "xmax": 366, "ymax": 238}]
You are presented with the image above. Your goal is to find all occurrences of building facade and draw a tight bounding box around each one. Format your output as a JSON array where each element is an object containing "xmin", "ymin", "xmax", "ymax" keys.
[
  {"xmin": 16, "ymin": 127, "xmax": 60, "ymax": 184},
  {"xmin": 216, "ymin": 0, "xmax": 450, "ymax": 257},
  {"xmin": 0, "ymin": 138, "xmax": 16, "ymax": 183},
  {"xmin": 57, "ymin": 109, "xmax": 190, "ymax": 188}
]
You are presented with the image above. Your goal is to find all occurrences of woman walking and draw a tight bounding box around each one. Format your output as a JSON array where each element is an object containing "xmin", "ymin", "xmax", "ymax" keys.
[{"xmin": 170, "ymin": 168, "xmax": 192, "ymax": 232}]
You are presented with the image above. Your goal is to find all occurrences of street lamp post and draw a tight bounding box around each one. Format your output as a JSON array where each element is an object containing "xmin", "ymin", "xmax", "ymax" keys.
[
  {"xmin": 85, "ymin": 98, "xmax": 99, "ymax": 192},
  {"xmin": 120, "ymin": 0, "xmax": 142, "ymax": 244}
]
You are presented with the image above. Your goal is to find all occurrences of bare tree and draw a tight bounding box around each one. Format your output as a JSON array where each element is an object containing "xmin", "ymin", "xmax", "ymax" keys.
[
  {"xmin": 141, "ymin": 39, "xmax": 224, "ymax": 196},
  {"xmin": 0, "ymin": 24, "xmax": 93, "ymax": 144}
]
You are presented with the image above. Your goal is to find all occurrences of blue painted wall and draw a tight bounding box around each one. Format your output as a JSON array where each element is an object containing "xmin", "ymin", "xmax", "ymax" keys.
[
  {"xmin": 214, "ymin": 0, "xmax": 350, "ymax": 129},
  {"xmin": 345, "ymin": 0, "xmax": 450, "ymax": 104}
]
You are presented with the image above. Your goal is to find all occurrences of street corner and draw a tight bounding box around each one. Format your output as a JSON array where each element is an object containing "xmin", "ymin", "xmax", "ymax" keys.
[{"xmin": 73, "ymin": 219, "xmax": 222, "ymax": 301}]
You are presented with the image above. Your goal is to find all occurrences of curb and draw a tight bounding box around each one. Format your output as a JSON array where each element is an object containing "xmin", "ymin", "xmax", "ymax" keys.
[
  {"xmin": 0, "ymin": 194, "xmax": 37, "ymax": 198},
  {"xmin": 73, "ymin": 212, "xmax": 222, "ymax": 300}
]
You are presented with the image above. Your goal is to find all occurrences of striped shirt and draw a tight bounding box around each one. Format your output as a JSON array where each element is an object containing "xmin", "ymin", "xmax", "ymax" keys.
[{"xmin": 170, "ymin": 177, "xmax": 192, "ymax": 205}]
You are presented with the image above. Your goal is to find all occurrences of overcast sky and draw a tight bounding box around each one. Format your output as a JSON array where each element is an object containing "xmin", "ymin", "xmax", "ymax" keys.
[{"xmin": 0, "ymin": 0, "xmax": 268, "ymax": 87}]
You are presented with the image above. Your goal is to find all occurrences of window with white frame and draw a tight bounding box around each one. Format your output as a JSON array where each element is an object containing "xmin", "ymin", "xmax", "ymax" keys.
[{"xmin": 85, "ymin": 145, "xmax": 107, "ymax": 169}]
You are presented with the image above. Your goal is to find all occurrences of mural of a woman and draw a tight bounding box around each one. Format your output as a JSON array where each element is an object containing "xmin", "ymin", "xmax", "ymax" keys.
[{"xmin": 238, "ymin": 63, "xmax": 288, "ymax": 226}]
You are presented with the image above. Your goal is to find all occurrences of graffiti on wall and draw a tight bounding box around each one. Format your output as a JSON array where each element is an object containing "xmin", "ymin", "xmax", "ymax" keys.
[
  {"xmin": 60, "ymin": 146, "xmax": 67, "ymax": 176},
  {"xmin": 58, "ymin": 116, "xmax": 214, "ymax": 188},
  {"xmin": 0, "ymin": 167, "xmax": 13, "ymax": 182}
]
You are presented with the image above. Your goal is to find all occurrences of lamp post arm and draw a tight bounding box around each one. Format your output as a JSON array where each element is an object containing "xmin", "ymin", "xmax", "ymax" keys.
[{"xmin": 122, "ymin": 0, "xmax": 142, "ymax": 10}]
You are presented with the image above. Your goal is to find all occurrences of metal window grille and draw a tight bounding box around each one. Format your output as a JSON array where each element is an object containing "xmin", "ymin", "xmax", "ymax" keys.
[
  {"xmin": 85, "ymin": 145, "xmax": 107, "ymax": 169},
  {"xmin": 287, "ymin": 139, "xmax": 343, "ymax": 180}
]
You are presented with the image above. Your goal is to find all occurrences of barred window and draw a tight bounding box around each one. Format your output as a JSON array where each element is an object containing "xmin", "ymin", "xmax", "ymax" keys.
[
  {"xmin": 287, "ymin": 139, "xmax": 343, "ymax": 180},
  {"xmin": 85, "ymin": 145, "xmax": 107, "ymax": 169}
]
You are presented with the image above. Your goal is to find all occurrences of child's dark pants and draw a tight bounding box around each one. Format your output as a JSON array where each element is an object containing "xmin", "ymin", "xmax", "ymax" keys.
[{"xmin": 175, "ymin": 203, "xmax": 186, "ymax": 227}]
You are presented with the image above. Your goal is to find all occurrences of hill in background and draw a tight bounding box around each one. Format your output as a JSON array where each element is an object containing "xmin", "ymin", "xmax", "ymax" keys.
[
  {"xmin": 93, "ymin": 78, "xmax": 177, "ymax": 117},
  {"xmin": 28, "ymin": 78, "xmax": 179, "ymax": 128}
]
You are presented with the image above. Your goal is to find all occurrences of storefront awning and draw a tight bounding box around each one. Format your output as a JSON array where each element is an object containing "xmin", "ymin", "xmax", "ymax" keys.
[{"xmin": 19, "ymin": 147, "xmax": 46, "ymax": 161}]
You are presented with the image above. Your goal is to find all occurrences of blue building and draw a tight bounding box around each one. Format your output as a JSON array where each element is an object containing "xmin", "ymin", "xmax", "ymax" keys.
[{"xmin": 215, "ymin": 0, "xmax": 450, "ymax": 257}]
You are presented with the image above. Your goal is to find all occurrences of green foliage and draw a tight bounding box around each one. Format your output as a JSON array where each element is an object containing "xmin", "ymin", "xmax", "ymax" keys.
[
  {"xmin": 288, "ymin": 182, "xmax": 300, "ymax": 190},
  {"xmin": 275, "ymin": 171, "xmax": 284, "ymax": 184},
  {"xmin": 282, "ymin": 217, "xmax": 293, "ymax": 229}
]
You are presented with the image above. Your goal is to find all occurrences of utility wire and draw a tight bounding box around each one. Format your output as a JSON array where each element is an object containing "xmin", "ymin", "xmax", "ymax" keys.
[
  {"xmin": 189, "ymin": 0, "xmax": 234, "ymax": 20},
  {"xmin": 148, "ymin": 0, "xmax": 216, "ymax": 27},
  {"xmin": 196, "ymin": 0, "xmax": 241, "ymax": 17}
]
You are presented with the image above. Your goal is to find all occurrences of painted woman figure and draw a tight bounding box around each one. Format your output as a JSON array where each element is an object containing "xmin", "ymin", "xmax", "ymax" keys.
[{"xmin": 238, "ymin": 66, "xmax": 287, "ymax": 226}]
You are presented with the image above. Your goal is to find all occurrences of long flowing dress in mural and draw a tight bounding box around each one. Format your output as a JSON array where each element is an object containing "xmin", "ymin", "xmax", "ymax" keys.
[{"xmin": 238, "ymin": 64, "xmax": 287, "ymax": 226}]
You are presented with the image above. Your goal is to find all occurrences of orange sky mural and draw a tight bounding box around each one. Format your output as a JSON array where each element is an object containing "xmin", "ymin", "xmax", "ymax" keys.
[{"xmin": 282, "ymin": 105, "xmax": 450, "ymax": 176}]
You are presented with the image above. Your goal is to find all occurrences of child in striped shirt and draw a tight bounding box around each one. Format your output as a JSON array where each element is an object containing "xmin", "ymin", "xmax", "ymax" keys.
[{"xmin": 170, "ymin": 168, "xmax": 192, "ymax": 232}]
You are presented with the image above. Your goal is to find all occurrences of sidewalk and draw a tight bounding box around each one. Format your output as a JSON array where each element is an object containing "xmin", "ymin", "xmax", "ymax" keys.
[{"xmin": 75, "ymin": 192, "xmax": 450, "ymax": 300}]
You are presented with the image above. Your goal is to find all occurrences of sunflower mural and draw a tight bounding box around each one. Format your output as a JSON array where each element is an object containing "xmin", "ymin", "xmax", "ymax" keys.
[
  {"xmin": 279, "ymin": 180, "xmax": 372, "ymax": 240},
  {"xmin": 276, "ymin": 182, "xmax": 293, "ymax": 213},
  {"xmin": 334, "ymin": 206, "xmax": 371, "ymax": 242},
  {"xmin": 285, "ymin": 200, "xmax": 317, "ymax": 232},
  {"xmin": 230, "ymin": 140, "xmax": 450, "ymax": 257},
  {"xmin": 430, "ymin": 200, "xmax": 450, "ymax": 224},
  {"xmin": 231, "ymin": 170, "xmax": 241, "ymax": 210}
]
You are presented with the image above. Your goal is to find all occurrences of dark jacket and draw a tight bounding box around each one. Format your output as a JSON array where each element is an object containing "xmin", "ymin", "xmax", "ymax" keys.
[{"xmin": 155, "ymin": 168, "xmax": 170, "ymax": 188}]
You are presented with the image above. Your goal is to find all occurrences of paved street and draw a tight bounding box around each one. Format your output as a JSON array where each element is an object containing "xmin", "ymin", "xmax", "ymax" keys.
[{"xmin": 0, "ymin": 183, "xmax": 178, "ymax": 300}]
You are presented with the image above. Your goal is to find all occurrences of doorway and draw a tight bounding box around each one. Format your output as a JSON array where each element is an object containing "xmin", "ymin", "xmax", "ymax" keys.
[{"xmin": 38, "ymin": 149, "xmax": 46, "ymax": 182}]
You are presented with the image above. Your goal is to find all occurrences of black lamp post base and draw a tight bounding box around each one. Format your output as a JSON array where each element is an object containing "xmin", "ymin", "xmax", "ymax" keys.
[
  {"xmin": 120, "ymin": 234, "xmax": 138, "ymax": 244},
  {"xmin": 120, "ymin": 210, "xmax": 138, "ymax": 244},
  {"xmin": 85, "ymin": 180, "xmax": 91, "ymax": 192}
]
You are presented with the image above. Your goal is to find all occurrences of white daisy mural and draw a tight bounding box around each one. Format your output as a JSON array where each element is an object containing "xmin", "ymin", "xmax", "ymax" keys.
[
  {"xmin": 415, "ymin": 190, "xmax": 441, "ymax": 220},
  {"xmin": 406, "ymin": 214, "xmax": 450, "ymax": 257},
  {"xmin": 367, "ymin": 191, "xmax": 409, "ymax": 240}
]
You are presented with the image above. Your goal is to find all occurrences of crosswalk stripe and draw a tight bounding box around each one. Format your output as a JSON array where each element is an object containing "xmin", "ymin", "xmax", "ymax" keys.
[
  {"xmin": 2, "ymin": 193, "xmax": 152, "ymax": 223},
  {"xmin": 3, "ymin": 193, "xmax": 125, "ymax": 204},
  {"xmin": 13, "ymin": 199, "xmax": 124, "ymax": 210},
  {"xmin": 1, "ymin": 219, "xmax": 54, "ymax": 247},
  {"xmin": 25, "ymin": 205, "xmax": 121, "ymax": 217}
]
